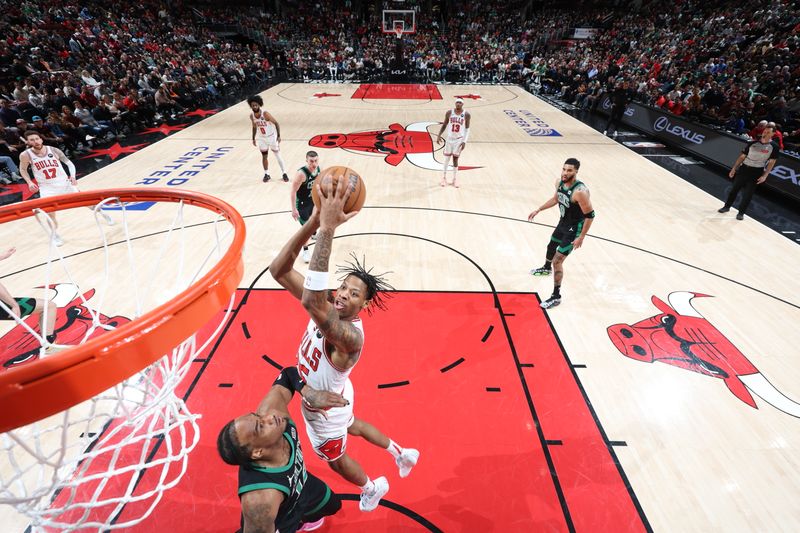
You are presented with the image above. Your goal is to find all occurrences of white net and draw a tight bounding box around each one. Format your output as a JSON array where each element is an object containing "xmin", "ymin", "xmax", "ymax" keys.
[{"xmin": 0, "ymin": 194, "xmax": 238, "ymax": 531}]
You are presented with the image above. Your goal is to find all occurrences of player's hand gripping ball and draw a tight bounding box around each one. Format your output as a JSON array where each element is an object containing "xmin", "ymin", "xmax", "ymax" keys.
[{"xmin": 311, "ymin": 166, "xmax": 366, "ymax": 213}]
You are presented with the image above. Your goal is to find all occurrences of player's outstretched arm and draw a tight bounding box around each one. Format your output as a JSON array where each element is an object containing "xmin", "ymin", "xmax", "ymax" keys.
[
  {"xmin": 302, "ymin": 179, "xmax": 361, "ymax": 354},
  {"xmin": 528, "ymin": 190, "xmax": 559, "ymax": 221},
  {"xmin": 257, "ymin": 367, "xmax": 348, "ymax": 417}
]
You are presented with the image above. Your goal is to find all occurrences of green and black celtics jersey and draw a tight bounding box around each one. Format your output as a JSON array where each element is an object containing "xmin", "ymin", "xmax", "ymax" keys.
[
  {"xmin": 556, "ymin": 180, "xmax": 587, "ymax": 227},
  {"xmin": 238, "ymin": 420, "xmax": 308, "ymax": 528},
  {"xmin": 296, "ymin": 166, "xmax": 320, "ymax": 209}
]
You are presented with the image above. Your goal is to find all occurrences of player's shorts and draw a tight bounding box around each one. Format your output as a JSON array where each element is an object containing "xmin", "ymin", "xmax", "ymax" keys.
[
  {"xmin": 297, "ymin": 200, "xmax": 313, "ymax": 225},
  {"xmin": 256, "ymin": 136, "xmax": 279, "ymax": 152},
  {"xmin": 550, "ymin": 220, "xmax": 584, "ymax": 256},
  {"xmin": 38, "ymin": 183, "xmax": 78, "ymax": 198},
  {"xmin": 300, "ymin": 378, "xmax": 354, "ymax": 462},
  {"xmin": 0, "ymin": 297, "xmax": 36, "ymax": 320},
  {"xmin": 443, "ymin": 137, "xmax": 464, "ymax": 157}
]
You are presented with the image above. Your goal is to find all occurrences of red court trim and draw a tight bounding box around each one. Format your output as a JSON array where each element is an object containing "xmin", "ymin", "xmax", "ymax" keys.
[{"xmin": 351, "ymin": 84, "xmax": 443, "ymax": 100}]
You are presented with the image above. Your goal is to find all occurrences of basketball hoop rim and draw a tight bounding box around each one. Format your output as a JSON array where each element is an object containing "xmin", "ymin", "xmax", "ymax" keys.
[{"xmin": 0, "ymin": 188, "xmax": 246, "ymax": 433}]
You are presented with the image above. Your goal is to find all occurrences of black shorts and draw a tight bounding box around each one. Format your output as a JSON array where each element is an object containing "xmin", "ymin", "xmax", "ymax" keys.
[
  {"xmin": 297, "ymin": 200, "xmax": 314, "ymax": 225},
  {"xmin": 0, "ymin": 297, "xmax": 36, "ymax": 320},
  {"xmin": 550, "ymin": 220, "xmax": 584, "ymax": 256}
]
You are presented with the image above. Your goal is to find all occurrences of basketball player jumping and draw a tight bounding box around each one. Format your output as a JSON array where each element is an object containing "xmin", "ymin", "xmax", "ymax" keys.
[
  {"xmin": 269, "ymin": 178, "xmax": 419, "ymax": 512},
  {"xmin": 217, "ymin": 366, "xmax": 347, "ymax": 532},
  {"xmin": 528, "ymin": 158, "xmax": 595, "ymax": 309},
  {"xmin": 19, "ymin": 130, "xmax": 113, "ymax": 247},
  {"xmin": 248, "ymin": 95, "xmax": 288, "ymax": 183},
  {"xmin": 290, "ymin": 151, "xmax": 320, "ymax": 263},
  {"xmin": 436, "ymin": 97, "xmax": 470, "ymax": 188}
]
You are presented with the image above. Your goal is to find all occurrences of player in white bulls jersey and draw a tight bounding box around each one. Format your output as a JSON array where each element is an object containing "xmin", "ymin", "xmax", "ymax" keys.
[
  {"xmin": 19, "ymin": 131, "xmax": 113, "ymax": 246},
  {"xmin": 436, "ymin": 97, "xmax": 471, "ymax": 188},
  {"xmin": 247, "ymin": 95, "xmax": 288, "ymax": 183},
  {"xmin": 270, "ymin": 178, "xmax": 419, "ymax": 513}
]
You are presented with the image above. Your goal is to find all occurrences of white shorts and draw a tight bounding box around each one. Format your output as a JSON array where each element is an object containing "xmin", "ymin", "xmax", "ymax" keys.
[
  {"xmin": 38, "ymin": 183, "xmax": 78, "ymax": 198},
  {"xmin": 300, "ymin": 379, "xmax": 354, "ymax": 461},
  {"xmin": 256, "ymin": 136, "xmax": 279, "ymax": 153},
  {"xmin": 443, "ymin": 138, "xmax": 464, "ymax": 157}
]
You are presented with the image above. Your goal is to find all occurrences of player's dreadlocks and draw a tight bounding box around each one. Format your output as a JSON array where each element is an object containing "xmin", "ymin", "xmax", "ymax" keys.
[{"xmin": 336, "ymin": 253, "xmax": 393, "ymax": 314}]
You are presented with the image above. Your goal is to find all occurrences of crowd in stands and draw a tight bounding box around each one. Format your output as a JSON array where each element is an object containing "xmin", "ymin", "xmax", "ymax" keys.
[
  {"xmin": 0, "ymin": 0, "xmax": 272, "ymax": 182},
  {"xmin": 0, "ymin": 0, "xmax": 797, "ymax": 183}
]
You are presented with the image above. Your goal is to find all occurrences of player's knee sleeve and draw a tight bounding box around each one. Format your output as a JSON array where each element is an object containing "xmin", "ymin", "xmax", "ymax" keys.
[{"xmin": 546, "ymin": 240, "xmax": 558, "ymax": 259}]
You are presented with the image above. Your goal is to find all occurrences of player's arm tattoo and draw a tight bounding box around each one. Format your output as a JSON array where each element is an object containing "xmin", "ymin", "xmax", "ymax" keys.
[
  {"xmin": 242, "ymin": 491, "xmax": 279, "ymax": 533},
  {"xmin": 319, "ymin": 306, "xmax": 363, "ymax": 354}
]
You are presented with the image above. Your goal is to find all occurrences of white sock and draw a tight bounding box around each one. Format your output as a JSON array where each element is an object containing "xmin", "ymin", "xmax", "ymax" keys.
[
  {"xmin": 274, "ymin": 152, "xmax": 287, "ymax": 173},
  {"xmin": 442, "ymin": 154, "xmax": 451, "ymax": 176},
  {"xmin": 452, "ymin": 165, "xmax": 459, "ymax": 182},
  {"xmin": 359, "ymin": 478, "xmax": 374, "ymax": 491},
  {"xmin": 386, "ymin": 440, "xmax": 402, "ymax": 459}
]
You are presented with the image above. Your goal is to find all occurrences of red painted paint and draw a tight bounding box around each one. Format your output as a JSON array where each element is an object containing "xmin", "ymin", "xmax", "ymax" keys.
[
  {"xmin": 351, "ymin": 84, "xmax": 442, "ymax": 100},
  {"xmin": 46, "ymin": 291, "xmax": 646, "ymax": 531}
]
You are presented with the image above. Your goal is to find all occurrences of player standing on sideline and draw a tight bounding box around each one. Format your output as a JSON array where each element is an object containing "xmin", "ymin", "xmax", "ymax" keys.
[
  {"xmin": 528, "ymin": 158, "xmax": 595, "ymax": 309},
  {"xmin": 217, "ymin": 366, "xmax": 347, "ymax": 533},
  {"xmin": 19, "ymin": 131, "xmax": 113, "ymax": 247},
  {"xmin": 290, "ymin": 151, "xmax": 321, "ymax": 263},
  {"xmin": 248, "ymin": 95, "xmax": 288, "ymax": 183},
  {"xmin": 269, "ymin": 179, "xmax": 420, "ymax": 512},
  {"xmin": 436, "ymin": 97, "xmax": 470, "ymax": 188},
  {"xmin": 0, "ymin": 247, "xmax": 58, "ymax": 351}
]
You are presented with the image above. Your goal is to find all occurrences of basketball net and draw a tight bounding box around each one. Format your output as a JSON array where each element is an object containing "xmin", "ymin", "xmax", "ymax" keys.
[
  {"xmin": 0, "ymin": 192, "xmax": 241, "ymax": 531},
  {"xmin": 394, "ymin": 26, "xmax": 404, "ymax": 40}
]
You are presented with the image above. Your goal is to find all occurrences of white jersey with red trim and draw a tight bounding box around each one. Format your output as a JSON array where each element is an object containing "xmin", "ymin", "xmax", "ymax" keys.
[
  {"xmin": 251, "ymin": 110, "xmax": 276, "ymax": 139},
  {"xmin": 446, "ymin": 109, "xmax": 466, "ymax": 141},
  {"xmin": 297, "ymin": 317, "xmax": 363, "ymax": 422},
  {"xmin": 26, "ymin": 147, "xmax": 70, "ymax": 186}
]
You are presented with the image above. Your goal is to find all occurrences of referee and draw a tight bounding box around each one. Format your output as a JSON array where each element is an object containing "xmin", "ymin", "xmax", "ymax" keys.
[{"xmin": 719, "ymin": 123, "xmax": 779, "ymax": 220}]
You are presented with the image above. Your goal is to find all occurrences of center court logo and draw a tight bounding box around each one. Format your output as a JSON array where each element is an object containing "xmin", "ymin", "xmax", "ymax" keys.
[
  {"xmin": 503, "ymin": 110, "xmax": 561, "ymax": 136},
  {"xmin": 653, "ymin": 116, "xmax": 705, "ymax": 145}
]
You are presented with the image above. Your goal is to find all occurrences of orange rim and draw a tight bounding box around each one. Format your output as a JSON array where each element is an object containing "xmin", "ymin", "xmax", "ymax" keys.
[{"xmin": 0, "ymin": 188, "xmax": 245, "ymax": 433}]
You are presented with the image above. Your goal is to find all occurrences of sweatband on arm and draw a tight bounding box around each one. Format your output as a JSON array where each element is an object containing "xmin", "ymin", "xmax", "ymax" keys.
[
  {"xmin": 272, "ymin": 367, "xmax": 306, "ymax": 394},
  {"xmin": 583, "ymin": 210, "xmax": 596, "ymax": 219},
  {"xmin": 65, "ymin": 160, "xmax": 76, "ymax": 177},
  {"xmin": 463, "ymin": 128, "xmax": 470, "ymax": 143},
  {"xmin": 304, "ymin": 270, "xmax": 328, "ymax": 291}
]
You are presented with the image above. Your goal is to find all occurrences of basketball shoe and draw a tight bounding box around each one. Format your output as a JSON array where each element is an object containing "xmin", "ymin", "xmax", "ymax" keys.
[
  {"xmin": 359, "ymin": 477, "xmax": 389, "ymax": 512},
  {"xmin": 530, "ymin": 267, "xmax": 551, "ymax": 276},
  {"xmin": 396, "ymin": 448, "xmax": 419, "ymax": 478},
  {"xmin": 298, "ymin": 518, "xmax": 324, "ymax": 531},
  {"xmin": 540, "ymin": 296, "xmax": 561, "ymax": 309}
]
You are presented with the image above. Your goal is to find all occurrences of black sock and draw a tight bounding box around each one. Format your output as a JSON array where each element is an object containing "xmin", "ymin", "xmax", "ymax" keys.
[
  {"xmin": 303, "ymin": 245, "xmax": 308, "ymax": 251},
  {"xmin": 46, "ymin": 334, "xmax": 56, "ymax": 344},
  {"xmin": 544, "ymin": 260, "xmax": 552, "ymax": 270},
  {"xmin": 552, "ymin": 285, "xmax": 561, "ymax": 298}
]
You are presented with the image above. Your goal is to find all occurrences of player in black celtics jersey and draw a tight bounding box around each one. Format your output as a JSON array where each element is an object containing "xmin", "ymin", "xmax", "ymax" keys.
[
  {"xmin": 217, "ymin": 367, "xmax": 348, "ymax": 533},
  {"xmin": 527, "ymin": 158, "xmax": 595, "ymax": 309},
  {"xmin": 290, "ymin": 151, "xmax": 321, "ymax": 263}
]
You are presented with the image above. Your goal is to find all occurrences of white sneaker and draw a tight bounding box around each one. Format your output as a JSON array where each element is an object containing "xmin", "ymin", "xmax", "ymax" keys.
[
  {"xmin": 53, "ymin": 234, "xmax": 64, "ymax": 247},
  {"xmin": 101, "ymin": 211, "xmax": 115, "ymax": 226},
  {"xmin": 396, "ymin": 448, "xmax": 419, "ymax": 478},
  {"xmin": 359, "ymin": 477, "xmax": 389, "ymax": 512},
  {"xmin": 301, "ymin": 247, "xmax": 311, "ymax": 263}
]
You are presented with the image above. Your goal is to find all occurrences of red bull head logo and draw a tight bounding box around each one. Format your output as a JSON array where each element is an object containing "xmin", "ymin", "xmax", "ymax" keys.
[
  {"xmin": 0, "ymin": 283, "xmax": 130, "ymax": 369},
  {"xmin": 608, "ymin": 291, "xmax": 800, "ymax": 417},
  {"xmin": 309, "ymin": 122, "xmax": 481, "ymax": 171}
]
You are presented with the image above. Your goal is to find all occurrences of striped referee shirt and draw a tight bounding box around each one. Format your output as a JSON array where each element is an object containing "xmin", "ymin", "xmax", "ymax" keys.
[{"xmin": 741, "ymin": 140, "xmax": 780, "ymax": 169}]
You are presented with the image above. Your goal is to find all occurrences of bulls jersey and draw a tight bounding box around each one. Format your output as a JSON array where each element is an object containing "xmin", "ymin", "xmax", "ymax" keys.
[
  {"xmin": 446, "ymin": 109, "xmax": 466, "ymax": 141},
  {"xmin": 251, "ymin": 110, "xmax": 276, "ymax": 139},
  {"xmin": 26, "ymin": 147, "xmax": 70, "ymax": 186},
  {"xmin": 296, "ymin": 317, "xmax": 363, "ymax": 420}
]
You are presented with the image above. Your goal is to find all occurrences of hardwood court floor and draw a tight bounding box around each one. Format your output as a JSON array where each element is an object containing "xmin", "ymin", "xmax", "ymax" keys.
[{"xmin": 2, "ymin": 84, "xmax": 800, "ymax": 532}]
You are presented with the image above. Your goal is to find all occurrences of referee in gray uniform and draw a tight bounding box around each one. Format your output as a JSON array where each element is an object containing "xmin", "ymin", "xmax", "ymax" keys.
[{"xmin": 719, "ymin": 123, "xmax": 779, "ymax": 220}]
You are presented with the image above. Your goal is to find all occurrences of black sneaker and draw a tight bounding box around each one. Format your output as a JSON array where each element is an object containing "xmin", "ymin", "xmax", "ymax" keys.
[
  {"xmin": 530, "ymin": 267, "xmax": 552, "ymax": 276},
  {"xmin": 263, "ymin": 174, "xmax": 270, "ymax": 182},
  {"xmin": 718, "ymin": 207, "xmax": 730, "ymax": 213},
  {"xmin": 736, "ymin": 213, "xmax": 744, "ymax": 220},
  {"xmin": 540, "ymin": 296, "xmax": 561, "ymax": 309},
  {"xmin": 282, "ymin": 173, "xmax": 289, "ymax": 182}
]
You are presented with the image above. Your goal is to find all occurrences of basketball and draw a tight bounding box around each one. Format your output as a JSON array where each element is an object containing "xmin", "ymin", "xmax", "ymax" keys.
[{"xmin": 311, "ymin": 166, "xmax": 366, "ymax": 213}]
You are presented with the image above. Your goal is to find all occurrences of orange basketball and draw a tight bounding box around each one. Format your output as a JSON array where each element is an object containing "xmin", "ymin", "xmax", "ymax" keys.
[{"xmin": 311, "ymin": 166, "xmax": 366, "ymax": 214}]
